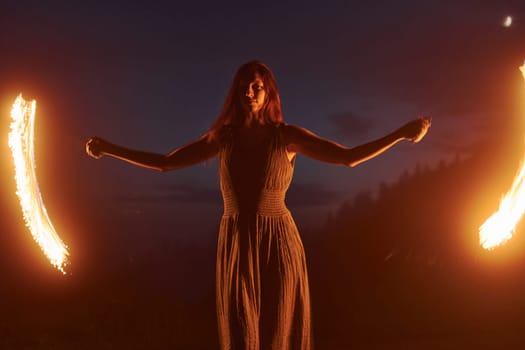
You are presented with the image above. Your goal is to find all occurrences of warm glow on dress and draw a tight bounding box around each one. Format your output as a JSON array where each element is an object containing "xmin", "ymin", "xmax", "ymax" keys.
[
  {"xmin": 479, "ymin": 63, "xmax": 525, "ymax": 250},
  {"xmin": 8, "ymin": 94, "xmax": 69, "ymax": 273}
]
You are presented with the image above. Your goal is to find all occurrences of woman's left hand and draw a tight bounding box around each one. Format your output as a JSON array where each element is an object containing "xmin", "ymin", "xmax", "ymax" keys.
[
  {"xmin": 399, "ymin": 117, "xmax": 431, "ymax": 143},
  {"xmin": 85, "ymin": 137, "xmax": 107, "ymax": 159}
]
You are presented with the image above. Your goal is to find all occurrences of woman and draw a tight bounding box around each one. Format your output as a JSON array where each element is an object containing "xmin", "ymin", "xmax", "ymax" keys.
[{"xmin": 86, "ymin": 60, "xmax": 430, "ymax": 350}]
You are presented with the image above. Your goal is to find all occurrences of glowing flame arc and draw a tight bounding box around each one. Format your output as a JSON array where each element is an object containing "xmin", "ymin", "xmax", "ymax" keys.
[
  {"xmin": 8, "ymin": 95, "xmax": 69, "ymax": 273},
  {"xmin": 479, "ymin": 63, "xmax": 525, "ymax": 250}
]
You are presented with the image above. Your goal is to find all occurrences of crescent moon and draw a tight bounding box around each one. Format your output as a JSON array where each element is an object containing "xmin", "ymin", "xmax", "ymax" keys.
[{"xmin": 503, "ymin": 16, "xmax": 513, "ymax": 27}]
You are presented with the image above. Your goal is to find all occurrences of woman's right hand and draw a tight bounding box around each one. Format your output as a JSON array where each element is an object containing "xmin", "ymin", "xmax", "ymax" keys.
[
  {"xmin": 398, "ymin": 117, "xmax": 431, "ymax": 143},
  {"xmin": 85, "ymin": 137, "xmax": 107, "ymax": 159}
]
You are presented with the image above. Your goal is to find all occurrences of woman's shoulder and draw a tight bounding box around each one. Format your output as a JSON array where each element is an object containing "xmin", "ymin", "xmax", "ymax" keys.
[
  {"xmin": 278, "ymin": 123, "xmax": 311, "ymax": 139},
  {"xmin": 212, "ymin": 124, "xmax": 234, "ymax": 144},
  {"xmin": 275, "ymin": 122, "xmax": 299, "ymax": 133},
  {"xmin": 275, "ymin": 123, "xmax": 306, "ymax": 147}
]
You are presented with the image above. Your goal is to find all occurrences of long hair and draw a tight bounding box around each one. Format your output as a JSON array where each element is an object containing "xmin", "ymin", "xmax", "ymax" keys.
[{"xmin": 210, "ymin": 61, "xmax": 283, "ymax": 138}]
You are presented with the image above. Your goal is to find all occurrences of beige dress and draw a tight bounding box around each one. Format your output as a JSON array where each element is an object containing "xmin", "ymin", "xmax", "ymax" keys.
[{"xmin": 216, "ymin": 123, "xmax": 312, "ymax": 350}]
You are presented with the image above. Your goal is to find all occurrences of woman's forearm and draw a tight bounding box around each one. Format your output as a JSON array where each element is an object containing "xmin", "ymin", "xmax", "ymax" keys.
[
  {"xmin": 346, "ymin": 130, "xmax": 405, "ymax": 167},
  {"xmin": 102, "ymin": 142, "xmax": 167, "ymax": 171},
  {"xmin": 91, "ymin": 133, "xmax": 219, "ymax": 171}
]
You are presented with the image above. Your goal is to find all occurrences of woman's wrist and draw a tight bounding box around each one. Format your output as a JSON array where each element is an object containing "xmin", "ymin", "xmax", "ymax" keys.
[{"xmin": 392, "ymin": 128, "xmax": 407, "ymax": 142}]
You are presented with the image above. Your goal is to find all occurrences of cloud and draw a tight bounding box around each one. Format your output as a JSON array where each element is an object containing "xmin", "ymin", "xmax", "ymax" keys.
[
  {"xmin": 286, "ymin": 183, "xmax": 342, "ymax": 207},
  {"xmin": 117, "ymin": 183, "xmax": 221, "ymax": 205},
  {"xmin": 116, "ymin": 182, "xmax": 341, "ymax": 208},
  {"xmin": 328, "ymin": 111, "xmax": 373, "ymax": 140}
]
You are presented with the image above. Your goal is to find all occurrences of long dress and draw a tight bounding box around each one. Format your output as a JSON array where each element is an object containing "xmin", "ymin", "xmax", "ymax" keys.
[{"xmin": 216, "ymin": 123, "xmax": 312, "ymax": 350}]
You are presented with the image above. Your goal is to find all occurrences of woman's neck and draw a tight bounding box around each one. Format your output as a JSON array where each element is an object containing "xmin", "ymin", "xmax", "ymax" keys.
[{"xmin": 242, "ymin": 112, "xmax": 265, "ymax": 127}]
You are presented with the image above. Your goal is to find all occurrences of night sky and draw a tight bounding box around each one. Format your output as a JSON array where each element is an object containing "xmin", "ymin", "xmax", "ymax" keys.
[
  {"xmin": 1, "ymin": 0, "xmax": 525, "ymax": 346},
  {"xmin": 1, "ymin": 0, "xmax": 524, "ymax": 259}
]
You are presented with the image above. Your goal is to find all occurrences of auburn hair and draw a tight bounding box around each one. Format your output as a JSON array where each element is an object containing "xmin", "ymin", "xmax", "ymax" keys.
[{"xmin": 210, "ymin": 60, "xmax": 283, "ymax": 138}]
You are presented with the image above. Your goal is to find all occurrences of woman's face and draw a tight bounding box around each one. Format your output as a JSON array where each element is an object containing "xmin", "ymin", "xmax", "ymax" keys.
[{"xmin": 240, "ymin": 74, "xmax": 266, "ymax": 114}]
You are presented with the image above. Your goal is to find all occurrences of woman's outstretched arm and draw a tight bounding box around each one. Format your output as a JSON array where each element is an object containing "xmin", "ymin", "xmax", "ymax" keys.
[
  {"xmin": 284, "ymin": 118, "xmax": 431, "ymax": 167},
  {"xmin": 85, "ymin": 133, "xmax": 219, "ymax": 171}
]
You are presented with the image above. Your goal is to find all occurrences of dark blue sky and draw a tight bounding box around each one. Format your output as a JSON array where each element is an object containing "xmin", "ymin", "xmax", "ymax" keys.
[{"xmin": 1, "ymin": 0, "xmax": 525, "ymax": 260}]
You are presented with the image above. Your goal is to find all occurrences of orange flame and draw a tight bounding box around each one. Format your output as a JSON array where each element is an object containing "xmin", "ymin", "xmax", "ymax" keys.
[
  {"xmin": 479, "ymin": 63, "xmax": 525, "ymax": 249},
  {"xmin": 8, "ymin": 94, "xmax": 69, "ymax": 273}
]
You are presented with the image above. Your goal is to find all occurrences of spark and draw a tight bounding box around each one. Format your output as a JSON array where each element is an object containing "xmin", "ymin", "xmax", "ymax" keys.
[{"xmin": 8, "ymin": 94, "xmax": 69, "ymax": 273}]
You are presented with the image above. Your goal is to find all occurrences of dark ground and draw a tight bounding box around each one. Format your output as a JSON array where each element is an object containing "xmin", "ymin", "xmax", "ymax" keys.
[{"xmin": 3, "ymin": 152, "xmax": 525, "ymax": 349}]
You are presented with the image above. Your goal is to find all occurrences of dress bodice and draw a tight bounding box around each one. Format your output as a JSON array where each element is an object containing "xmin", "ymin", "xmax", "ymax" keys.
[{"xmin": 218, "ymin": 124, "xmax": 294, "ymax": 216}]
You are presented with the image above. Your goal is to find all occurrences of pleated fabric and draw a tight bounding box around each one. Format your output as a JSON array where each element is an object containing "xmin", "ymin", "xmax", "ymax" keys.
[{"xmin": 216, "ymin": 124, "xmax": 311, "ymax": 350}]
